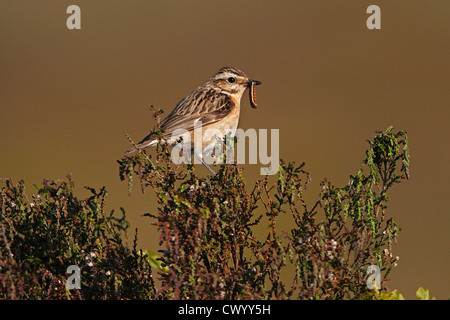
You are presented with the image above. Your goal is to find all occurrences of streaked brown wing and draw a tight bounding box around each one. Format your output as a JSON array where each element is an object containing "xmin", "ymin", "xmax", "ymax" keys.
[
  {"xmin": 126, "ymin": 89, "xmax": 234, "ymax": 153},
  {"xmin": 168, "ymin": 87, "xmax": 227, "ymax": 117},
  {"xmin": 159, "ymin": 91, "xmax": 235, "ymax": 137}
]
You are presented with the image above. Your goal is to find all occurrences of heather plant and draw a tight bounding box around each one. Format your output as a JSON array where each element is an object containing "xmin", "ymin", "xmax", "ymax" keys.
[
  {"xmin": 1, "ymin": 108, "xmax": 414, "ymax": 299},
  {"xmin": 117, "ymin": 110, "xmax": 411, "ymax": 299},
  {"xmin": 0, "ymin": 177, "xmax": 154, "ymax": 299}
]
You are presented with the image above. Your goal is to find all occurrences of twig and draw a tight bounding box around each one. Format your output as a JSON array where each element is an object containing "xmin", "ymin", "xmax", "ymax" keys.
[{"xmin": 125, "ymin": 133, "xmax": 163, "ymax": 179}]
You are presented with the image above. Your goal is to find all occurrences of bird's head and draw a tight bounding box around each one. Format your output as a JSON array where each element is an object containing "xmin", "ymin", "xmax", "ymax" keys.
[{"xmin": 208, "ymin": 66, "xmax": 262, "ymax": 98}]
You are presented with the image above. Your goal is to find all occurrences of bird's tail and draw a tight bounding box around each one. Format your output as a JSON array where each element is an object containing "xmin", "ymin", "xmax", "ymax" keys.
[
  {"xmin": 124, "ymin": 133, "xmax": 158, "ymax": 155},
  {"xmin": 124, "ymin": 146, "xmax": 138, "ymax": 155}
]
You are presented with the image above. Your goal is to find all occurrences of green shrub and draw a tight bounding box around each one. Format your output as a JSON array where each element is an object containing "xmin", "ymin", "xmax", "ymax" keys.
[
  {"xmin": 0, "ymin": 177, "xmax": 154, "ymax": 299},
  {"xmin": 117, "ymin": 123, "xmax": 410, "ymax": 299},
  {"xmin": 365, "ymin": 285, "xmax": 436, "ymax": 300},
  {"xmin": 1, "ymin": 122, "xmax": 411, "ymax": 299}
]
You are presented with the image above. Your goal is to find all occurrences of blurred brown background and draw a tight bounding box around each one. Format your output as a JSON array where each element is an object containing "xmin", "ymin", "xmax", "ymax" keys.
[{"xmin": 1, "ymin": 1, "xmax": 448, "ymax": 299}]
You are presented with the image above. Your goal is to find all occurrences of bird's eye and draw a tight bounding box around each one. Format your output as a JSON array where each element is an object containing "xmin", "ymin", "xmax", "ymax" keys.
[{"xmin": 227, "ymin": 77, "xmax": 235, "ymax": 83}]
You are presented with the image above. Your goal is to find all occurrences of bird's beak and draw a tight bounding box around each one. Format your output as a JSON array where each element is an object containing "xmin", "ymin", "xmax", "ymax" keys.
[{"xmin": 246, "ymin": 79, "xmax": 262, "ymax": 87}]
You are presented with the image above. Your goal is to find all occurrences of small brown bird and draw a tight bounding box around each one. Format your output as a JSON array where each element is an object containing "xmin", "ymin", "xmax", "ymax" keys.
[{"xmin": 125, "ymin": 66, "xmax": 261, "ymax": 174}]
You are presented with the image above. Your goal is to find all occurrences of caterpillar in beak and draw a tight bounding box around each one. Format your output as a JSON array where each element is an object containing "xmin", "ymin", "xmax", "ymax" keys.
[{"xmin": 249, "ymin": 81, "xmax": 258, "ymax": 109}]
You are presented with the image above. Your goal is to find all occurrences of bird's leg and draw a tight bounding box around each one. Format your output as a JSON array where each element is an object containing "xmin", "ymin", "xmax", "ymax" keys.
[{"xmin": 195, "ymin": 152, "xmax": 216, "ymax": 175}]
